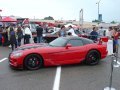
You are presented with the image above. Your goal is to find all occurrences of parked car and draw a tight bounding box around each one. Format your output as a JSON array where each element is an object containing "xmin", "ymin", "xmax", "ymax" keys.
[
  {"xmin": 33, "ymin": 28, "xmax": 60, "ymax": 43},
  {"xmin": 42, "ymin": 29, "xmax": 60, "ymax": 42},
  {"xmin": 43, "ymin": 29, "xmax": 88, "ymax": 43},
  {"xmin": 74, "ymin": 30, "xmax": 88, "ymax": 38},
  {"xmin": 9, "ymin": 36, "xmax": 108, "ymax": 70}
]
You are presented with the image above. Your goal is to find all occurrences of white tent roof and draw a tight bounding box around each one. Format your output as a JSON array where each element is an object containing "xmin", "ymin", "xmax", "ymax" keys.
[{"xmin": 64, "ymin": 23, "xmax": 76, "ymax": 28}]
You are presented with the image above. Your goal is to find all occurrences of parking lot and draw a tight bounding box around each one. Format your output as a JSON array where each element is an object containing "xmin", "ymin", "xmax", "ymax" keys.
[{"xmin": 0, "ymin": 45, "xmax": 120, "ymax": 90}]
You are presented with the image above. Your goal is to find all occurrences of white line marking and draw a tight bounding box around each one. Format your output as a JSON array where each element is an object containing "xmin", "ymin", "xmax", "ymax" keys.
[
  {"xmin": 114, "ymin": 60, "xmax": 120, "ymax": 68},
  {"xmin": 116, "ymin": 61, "xmax": 120, "ymax": 65},
  {"xmin": 0, "ymin": 58, "xmax": 8, "ymax": 62},
  {"xmin": 53, "ymin": 66, "xmax": 61, "ymax": 90}
]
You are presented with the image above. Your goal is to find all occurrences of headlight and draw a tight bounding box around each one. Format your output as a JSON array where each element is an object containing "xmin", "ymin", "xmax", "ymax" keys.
[{"xmin": 12, "ymin": 52, "xmax": 23, "ymax": 58}]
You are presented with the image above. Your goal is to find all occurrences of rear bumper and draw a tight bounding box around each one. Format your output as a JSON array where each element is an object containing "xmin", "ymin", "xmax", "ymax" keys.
[{"xmin": 101, "ymin": 50, "xmax": 108, "ymax": 59}]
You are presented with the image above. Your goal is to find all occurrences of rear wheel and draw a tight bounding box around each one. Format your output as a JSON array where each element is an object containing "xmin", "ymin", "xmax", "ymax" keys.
[
  {"xmin": 24, "ymin": 54, "xmax": 43, "ymax": 70},
  {"xmin": 86, "ymin": 50, "xmax": 100, "ymax": 65}
]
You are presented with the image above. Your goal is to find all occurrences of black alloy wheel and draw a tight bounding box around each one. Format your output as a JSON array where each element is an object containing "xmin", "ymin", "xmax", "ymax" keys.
[
  {"xmin": 86, "ymin": 50, "xmax": 100, "ymax": 65},
  {"xmin": 24, "ymin": 54, "xmax": 43, "ymax": 70}
]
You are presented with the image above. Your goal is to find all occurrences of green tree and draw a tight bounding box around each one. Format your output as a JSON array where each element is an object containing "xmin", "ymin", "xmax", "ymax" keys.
[
  {"xmin": 44, "ymin": 16, "xmax": 54, "ymax": 20},
  {"xmin": 111, "ymin": 21, "xmax": 116, "ymax": 24},
  {"xmin": 92, "ymin": 19, "xmax": 99, "ymax": 22}
]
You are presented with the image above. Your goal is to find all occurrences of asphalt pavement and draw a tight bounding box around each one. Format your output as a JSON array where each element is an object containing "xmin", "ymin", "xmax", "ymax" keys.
[{"xmin": 0, "ymin": 43, "xmax": 120, "ymax": 90}]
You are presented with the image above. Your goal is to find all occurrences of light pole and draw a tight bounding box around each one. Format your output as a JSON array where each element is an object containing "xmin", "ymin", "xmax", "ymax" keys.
[
  {"xmin": 79, "ymin": 9, "xmax": 83, "ymax": 30},
  {"xmin": 96, "ymin": 0, "xmax": 101, "ymax": 22},
  {"xmin": 0, "ymin": 9, "xmax": 2, "ymax": 21}
]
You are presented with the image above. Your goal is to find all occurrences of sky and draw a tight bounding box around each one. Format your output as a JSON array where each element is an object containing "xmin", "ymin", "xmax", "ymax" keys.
[{"xmin": 0, "ymin": 0, "xmax": 120, "ymax": 22}]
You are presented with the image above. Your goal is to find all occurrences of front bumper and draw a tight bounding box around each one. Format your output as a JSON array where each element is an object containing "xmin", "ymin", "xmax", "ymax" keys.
[{"xmin": 9, "ymin": 54, "xmax": 24, "ymax": 69}]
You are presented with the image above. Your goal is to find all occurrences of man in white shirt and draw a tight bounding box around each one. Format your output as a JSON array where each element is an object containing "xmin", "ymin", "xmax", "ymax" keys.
[
  {"xmin": 98, "ymin": 27, "xmax": 105, "ymax": 37},
  {"xmin": 67, "ymin": 25, "xmax": 78, "ymax": 36},
  {"xmin": 24, "ymin": 25, "xmax": 32, "ymax": 44},
  {"xmin": 106, "ymin": 27, "xmax": 114, "ymax": 39}
]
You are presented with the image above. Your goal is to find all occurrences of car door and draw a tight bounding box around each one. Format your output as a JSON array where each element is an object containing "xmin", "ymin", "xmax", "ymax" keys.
[{"xmin": 50, "ymin": 39, "xmax": 87, "ymax": 65}]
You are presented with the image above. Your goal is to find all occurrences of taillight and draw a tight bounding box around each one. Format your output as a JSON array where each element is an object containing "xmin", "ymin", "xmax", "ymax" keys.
[
  {"xmin": 98, "ymin": 37, "xmax": 109, "ymax": 45},
  {"xmin": 98, "ymin": 38, "xmax": 103, "ymax": 45}
]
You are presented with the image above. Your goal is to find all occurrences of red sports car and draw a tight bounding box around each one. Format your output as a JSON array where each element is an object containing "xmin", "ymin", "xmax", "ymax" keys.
[{"xmin": 9, "ymin": 37, "xmax": 108, "ymax": 70}]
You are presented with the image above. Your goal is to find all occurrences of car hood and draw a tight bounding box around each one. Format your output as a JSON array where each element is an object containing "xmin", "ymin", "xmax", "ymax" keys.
[{"xmin": 15, "ymin": 43, "xmax": 49, "ymax": 50}]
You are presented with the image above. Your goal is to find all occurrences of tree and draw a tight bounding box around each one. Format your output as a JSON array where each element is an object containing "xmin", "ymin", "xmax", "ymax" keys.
[
  {"xmin": 111, "ymin": 21, "xmax": 116, "ymax": 24},
  {"xmin": 92, "ymin": 19, "xmax": 99, "ymax": 23},
  {"xmin": 44, "ymin": 16, "xmax": 54, "ymax": 20}
]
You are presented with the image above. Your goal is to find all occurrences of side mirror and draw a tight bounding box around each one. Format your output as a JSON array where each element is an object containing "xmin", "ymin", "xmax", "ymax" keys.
[{"xmin": 66, "ymin": 44, "xmax": 72, "ymax": 49}]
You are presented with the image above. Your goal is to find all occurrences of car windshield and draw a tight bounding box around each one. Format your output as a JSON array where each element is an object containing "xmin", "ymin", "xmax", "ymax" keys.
[{"xmin": 49, "ymin": 37, "xmax": 67, "ymax": 47}]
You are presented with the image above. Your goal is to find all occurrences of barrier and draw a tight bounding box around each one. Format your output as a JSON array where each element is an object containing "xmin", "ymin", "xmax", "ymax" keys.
[
  {"xmin": 100, "ymin": 37, "xmax": 113, "ymax": 55},
  {"xmin": 107, "ymin": 40, "xmax": 113, "ymax": 55}
]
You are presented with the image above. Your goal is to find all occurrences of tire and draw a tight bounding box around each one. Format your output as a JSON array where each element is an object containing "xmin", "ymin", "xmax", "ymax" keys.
[
  {"xmin": 24, "ymin": 54, "xmax": 43, "ymax": 70},
  {"xmin": 85, "ymin": 50, "xmax": 100, "ymax": 65}
]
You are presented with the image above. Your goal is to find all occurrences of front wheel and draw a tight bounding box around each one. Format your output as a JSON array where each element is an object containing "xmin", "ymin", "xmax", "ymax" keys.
[
  {"xmin": 24, "ymin": 54, "xmax": 43, "ymax": 70},
  {"xmin": 85, "ymin": 50, "xmax": 100, "ymax": 65}
]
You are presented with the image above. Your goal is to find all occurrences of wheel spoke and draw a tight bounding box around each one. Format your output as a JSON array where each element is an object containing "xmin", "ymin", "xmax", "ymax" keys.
[
  {"xmin": 25, "ymin": 54, "xmax": 42, "ymax": 70},
  {"xmin": 86, "ymin": 51, "xmax": 99, "ymax": 65},
  {"xmin": 28, "ymin": 56, "xmax": 40, "ymax": 68}
]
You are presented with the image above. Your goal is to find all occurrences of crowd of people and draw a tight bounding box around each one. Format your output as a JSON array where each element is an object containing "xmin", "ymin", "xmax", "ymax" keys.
[
  {"xmin": 0, "ymin": 24, "xmax": 76, "ymax": 51},
  {"xmin": 0, "ymin": 24, "xmax": 32, "ymax": 50},
  {"xmin": 0, "ymin": 23, "xmax": 120, "ymax": 52}
]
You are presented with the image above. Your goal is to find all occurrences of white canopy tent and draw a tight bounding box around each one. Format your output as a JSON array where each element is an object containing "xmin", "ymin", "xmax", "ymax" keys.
[{"xmin": 64, "ymin": 23, "xmax": 77, "ymax": 28}]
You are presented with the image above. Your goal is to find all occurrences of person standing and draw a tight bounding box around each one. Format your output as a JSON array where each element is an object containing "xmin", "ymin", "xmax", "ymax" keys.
[
  {"xmin": 36, "ymin": 25, "xmax": 43, "ymax": 43},
  {"xmin": 7, "ymin": 25, "xmax": 12, "ymax": 45},
  {"xmin": 24, "ymin": 25, "xmax": 32, "ymax": 44},
  {"xmin": 0, "ymin": 27, "xmax": 3, "ymax": 46},
  {"xmin": 17, "ymin": 26, "xmax": 23, "ymax": 46},
  {"xmin": 9, "ymin": 27, "xmax": 17, "ymax": 50},
  {"xmin": 107, "ymin": 27, "xmax": 114, "ymax": 39},
  {"xmin": 67, "ymin": 25, "xmax": 78, "ymax": 36},
  {"xmin": 113, "ymin": 28, "xmax": 119, "ymax": 53},
  {"xmin": 98, "ymin": 27, "xmax": 104, "ymax": 37},
  {"xmin": 90, "ymin": 27, "xmax": 98, "ymax": 42},
  {"xmin": 57, "ymin": 25, "xmax": 67, "ymax": 37},
  {"xmin": 106, "ymin": 27, "xmax": 114, "ymax": 55}
]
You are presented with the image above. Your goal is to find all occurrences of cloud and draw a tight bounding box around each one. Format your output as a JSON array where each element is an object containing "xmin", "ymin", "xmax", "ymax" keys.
[{"xmin": 0, "ymin": 0, "xmax": 120, "ymax": 22}]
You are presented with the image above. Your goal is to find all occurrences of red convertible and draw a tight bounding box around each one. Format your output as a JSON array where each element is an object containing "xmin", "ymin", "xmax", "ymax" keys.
[{"xmin": 9, "ymin": 37, "xmax": 108, "ymax": 70}]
